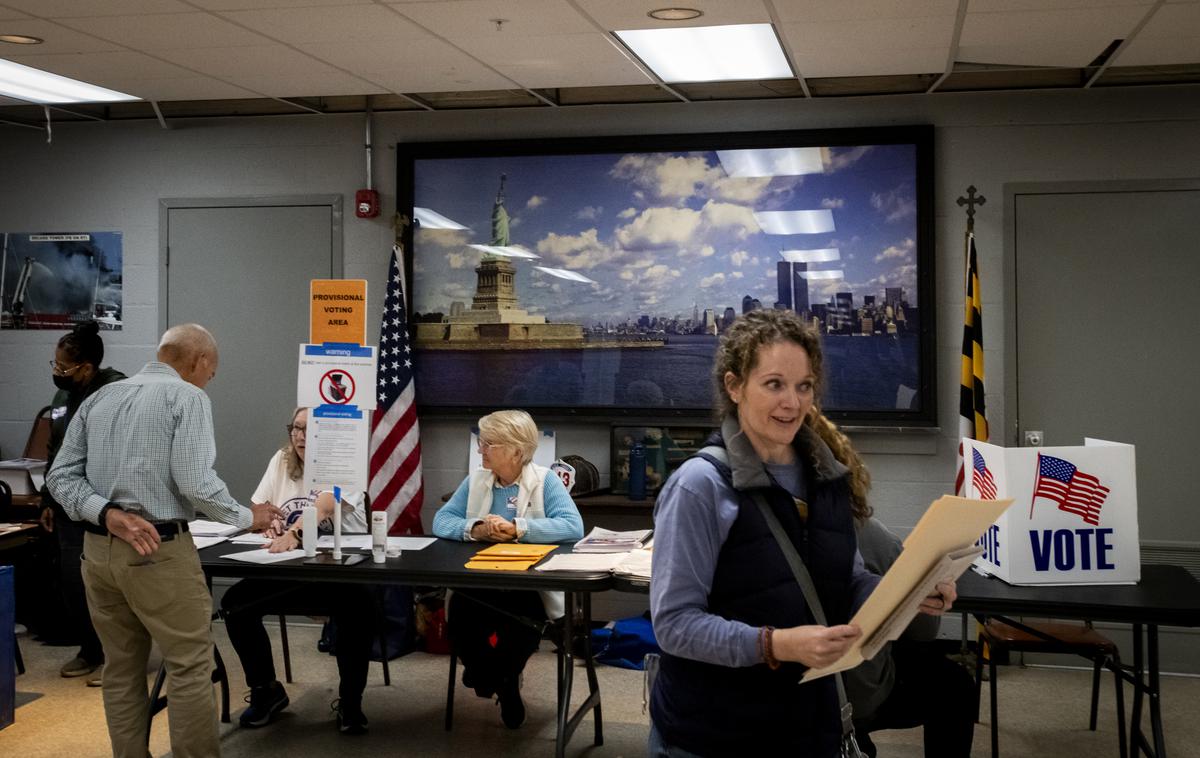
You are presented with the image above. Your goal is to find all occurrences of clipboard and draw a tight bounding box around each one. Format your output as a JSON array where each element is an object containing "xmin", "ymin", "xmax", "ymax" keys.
[{"xmin": 802, "ymin": 495, "xmax": 1013, "ymax": 682}]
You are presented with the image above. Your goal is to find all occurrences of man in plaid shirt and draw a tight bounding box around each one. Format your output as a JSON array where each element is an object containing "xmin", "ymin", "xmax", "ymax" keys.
[{"xmin": 48, "ymin": 323, "xmax": 283, "ymax": 758}]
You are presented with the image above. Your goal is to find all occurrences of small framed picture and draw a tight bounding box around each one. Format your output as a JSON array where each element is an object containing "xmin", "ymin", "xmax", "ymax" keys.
[{"xmin": 611, "ymin": 425, "xmax": 714, "ymax": 495}]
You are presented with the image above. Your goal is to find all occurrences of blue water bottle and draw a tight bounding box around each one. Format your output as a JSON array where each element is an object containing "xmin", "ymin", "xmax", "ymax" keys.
[{"xmin": 628, "ymin": 442, "xmax": 646, "ymax": 501}]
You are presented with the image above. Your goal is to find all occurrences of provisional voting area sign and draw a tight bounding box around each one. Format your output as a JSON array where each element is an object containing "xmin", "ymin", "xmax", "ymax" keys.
[
  {"xmin": 310, "ymin": 279, "xmax": 367, "ymax": 345},
  {"xmin": 304, "ymin": 405, "xmax": 369, "ymax": 493},
  {"xmin": 966, "ymin": 438, "xmax": 1139, "ymax": 585},
  {"xmin": 297, "ymin": 343, "xmax": 377, "ymax": 410}
]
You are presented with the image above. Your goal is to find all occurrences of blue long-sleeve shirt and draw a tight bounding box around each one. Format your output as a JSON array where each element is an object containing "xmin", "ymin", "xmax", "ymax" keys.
[
  {"xmin": 650, "ymin": 456, "xmax": 879, "ymax": 668},
  {"xmin": 432, "ymin": 469, "xmax": 583, "ymax": 544}
]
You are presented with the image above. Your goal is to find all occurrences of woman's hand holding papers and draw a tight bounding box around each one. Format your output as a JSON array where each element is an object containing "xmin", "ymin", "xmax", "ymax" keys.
[
  {"xmin": 266, "ymin": 529, "xmax": 300, "ymax": 554},
  {"xmin": 773, "ymin": 624, "xmax": 863, "ymax": 669},
  {"xmin": 918, "ymin": 579, "xmax": 958, "ymax": 616}
]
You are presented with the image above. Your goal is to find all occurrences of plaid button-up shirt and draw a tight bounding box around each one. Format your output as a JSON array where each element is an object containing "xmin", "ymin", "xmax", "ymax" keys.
[{"xmin": 47, "ymin": 361, "xmax": 251, "ymax": 529}]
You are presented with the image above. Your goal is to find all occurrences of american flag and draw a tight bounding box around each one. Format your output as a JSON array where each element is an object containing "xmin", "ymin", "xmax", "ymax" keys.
[
  {"xmin": 1030, "ymin": 452, "xmax": 1109, "ymax": 526},
  {"xmin": 971, "ymin": 448, "xmax": 998, "ymax": 499},
  {"xmin": 368, "ymin": 247, "xmax": 424, "ymax": 535}
]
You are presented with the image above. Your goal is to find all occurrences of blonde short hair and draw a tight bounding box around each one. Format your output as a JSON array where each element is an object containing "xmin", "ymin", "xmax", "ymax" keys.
[{"xmin": 478, "ymin": 410, "xmax": 539, "ymax": 466}]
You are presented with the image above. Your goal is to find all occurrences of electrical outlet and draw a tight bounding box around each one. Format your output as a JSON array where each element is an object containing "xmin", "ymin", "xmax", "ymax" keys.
[{"xmin": 1023, "ymin": 430, "xmax": 1043, "ymax": 447}]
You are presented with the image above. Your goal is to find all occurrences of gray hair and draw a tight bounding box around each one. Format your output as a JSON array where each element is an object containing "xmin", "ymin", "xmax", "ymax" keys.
[
  {"xmin": 478, "ymin": 409, "xmax": 540, "ymax": 466},
  {"xmin": 157, "ymin": 323, "xmax": 217, "ymax": 365}
]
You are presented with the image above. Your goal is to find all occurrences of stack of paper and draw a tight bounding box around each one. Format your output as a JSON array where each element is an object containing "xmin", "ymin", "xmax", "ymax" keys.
[
  {"xmin": 613, "ymin": 548, "xmax": 653, "ymax": 579},
  {"xmin": 573, "ymin": 527, "xmax": 653, "ymax": 553},
  {"xmin": 190, "ymin": 519, "xmax": 241, "ymax": 537},
  {"xmin": 465, "ymin": 543, "xmax": 556, "ymax": 571}
]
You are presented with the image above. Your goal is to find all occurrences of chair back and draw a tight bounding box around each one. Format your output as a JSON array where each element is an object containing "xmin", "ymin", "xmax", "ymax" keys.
[{"xmin": 23, "ymin": 406, "xmax": 52, "ymax": 460}]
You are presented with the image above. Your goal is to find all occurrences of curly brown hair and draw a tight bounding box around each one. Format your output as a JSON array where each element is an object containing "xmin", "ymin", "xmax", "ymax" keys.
[{"xmin": 713, "ymin": 309, "xmax": 873, "ymax": 521}]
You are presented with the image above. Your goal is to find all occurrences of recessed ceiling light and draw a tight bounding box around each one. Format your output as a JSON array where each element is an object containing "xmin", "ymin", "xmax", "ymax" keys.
[
  {"xmin": 0, "ymin": 58, "xmax": 138, "ymax": 104},
  {"xmin": 615, "ymin": 23, "xmax": 792, "ymax": 83},
  {"xmin": 648, "ymin": 8, "xmax": 703, "ymax": 21},
  {"xmin": 0, "ymin": 34, "xmax": 44, "ymax": 44}
]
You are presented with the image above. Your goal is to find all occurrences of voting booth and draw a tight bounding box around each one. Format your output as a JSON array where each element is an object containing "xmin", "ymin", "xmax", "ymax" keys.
[{"xmin": 965, "ymin": 438, "xmax": 1139, "ymax": 586}]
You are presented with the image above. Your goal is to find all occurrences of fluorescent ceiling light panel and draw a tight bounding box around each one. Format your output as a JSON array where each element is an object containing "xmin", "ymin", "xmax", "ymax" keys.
[
  {"xmin": 468, "ymin": 244, "xmax": 540, "ymax": 260},
  {"xmin": 781, "ymin": 248, "xmax": 840, "ymax": 264},
  {"xmin": 615, "ymin": 23, "xmax": 792, "ymax": 83},
  {"xmin": 717, "ymin": 148, "xmax": 825, "ymax": 178},
  {"xmin": 0, "ymin": 57, "xmax": 136, "ymax": 104},
  {"xmin": 800, "ymin": 270, "xmax": 844, "ymax": 280},
  {"xmin": 414, "ymin": 207, "xmax": 468, "ymax": 230},
  {"xmin": 533, "ymin": 266, "xmax": 596, "ymax": 284},
  {"xmin": 753, "ymin": 209, "xmax": 835, "ymax": 235}
]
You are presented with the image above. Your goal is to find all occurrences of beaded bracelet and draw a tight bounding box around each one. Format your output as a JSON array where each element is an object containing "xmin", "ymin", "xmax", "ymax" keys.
[{"xmin": 762, "ymin": 626, "xmax": 781, "ymax": 670}]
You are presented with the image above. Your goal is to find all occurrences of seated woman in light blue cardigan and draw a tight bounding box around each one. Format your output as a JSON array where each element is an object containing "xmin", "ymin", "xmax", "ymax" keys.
[{"xmin": 432, "ymin": 409, "xmax": 583, "ymax": 729}]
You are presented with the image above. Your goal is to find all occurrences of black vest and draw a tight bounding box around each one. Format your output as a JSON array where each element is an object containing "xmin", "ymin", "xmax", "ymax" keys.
[{"xmin": 650, "ymin": 440, "xmax": 858, "ymax": 757}]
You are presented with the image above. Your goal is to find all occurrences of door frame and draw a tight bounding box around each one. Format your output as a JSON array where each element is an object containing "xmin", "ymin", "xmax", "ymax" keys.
[
  {"xmin": 157, "ymin": 195, "xmax": 344, "ymax": 333},
  {"xmin": 1003, "ymin": 178, "xmax": 1200, "ymax": 448}
]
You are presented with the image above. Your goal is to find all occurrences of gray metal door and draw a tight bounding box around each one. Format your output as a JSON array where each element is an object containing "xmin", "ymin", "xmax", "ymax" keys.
[
  {"xmin": 162, "ymin": 198, "xmax": 342, "ymax": 504},
  {"xmin": 1009, "ymin": 183, "xmax": 1200, "ymax": 544}
]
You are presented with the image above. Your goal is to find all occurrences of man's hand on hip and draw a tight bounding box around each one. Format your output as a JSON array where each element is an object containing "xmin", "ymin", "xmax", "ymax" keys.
[
  {"xmin": 249, "ymin": 502, "xmax": 286, "ymax": 532},
  {"xmin": 105, "ymin": 508, "xmax": 162, "ymax": 557}
]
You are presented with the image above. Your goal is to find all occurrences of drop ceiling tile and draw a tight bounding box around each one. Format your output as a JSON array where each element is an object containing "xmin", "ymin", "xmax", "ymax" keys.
[
  {"xmin": 782, "ymin": 16, "xmax": 957, "ymax": 51},
  {"xmin": 970, "ymin": 0, "xmax": 1153, "ymax": 11},
  {"xmin": 0, "ymin": 0, "xmax": 192, "ymax": 16},
  {"xmin": 155, "ymin": 43, "xmax": 380, "ymax": 95},
  {"xmin": 960, "ymin": 6, "xmax": 1146, "ymax": 66},
  {"xmin": 791, "ymin": 45, "xmax": 948, "ymax": 78},
  {"xmin": 1119, "ymin": 34, "xmax": 1200, "ymax": 64},
  {"xmin": 0, "ymin": 50, "xmax": 194, "ymax": 80},
  {"xmin": 227, "ymin": 4, "xmax": 428, "ymax": 45},
  {"xmin": 0, "ymin": 6, "xmax": 33, "ymax": 20},
  {"xmin": 572, "ymin": 0, "xmax": 770, "ymax": 31},
  {"xmin": 0, "ymin": 19, "xmax": 121, "ymax": 53},
  {"xmin": 1137, "ymin": 0, "xmax": 1200, "ymax": 36},
  {"xmin": 294, "ymin": 38, "xmax": 515, "ymax": 92},
  {"xmin": 56, "ymin": 12, "xmax": 274, "ymax": 50},
  {"xmin": 392, "ymin": 0, "xmax": 595, "ymax": 38},
  {"xmin": 190, "ymin": 0, "xmax": 372, "ymax": 10},
  {"xmin": 467, "ymin": 32, "xmax": 652, "ymax": 88},
  {"xmin": 772, "ymin": 0, "xmax": 958, "ymax": 24},
  {"xmin": 117, "ymin": 76, "xmax": 262, "ymax": 101}
]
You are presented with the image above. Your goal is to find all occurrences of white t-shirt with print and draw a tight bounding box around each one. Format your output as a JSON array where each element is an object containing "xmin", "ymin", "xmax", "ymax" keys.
[{"xmin": 252, "ymin": 449, "xmax": 369, "ymax": 534}]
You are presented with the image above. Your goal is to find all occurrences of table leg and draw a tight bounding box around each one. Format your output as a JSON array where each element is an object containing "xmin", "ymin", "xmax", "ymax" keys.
[
  {"xmin": 1148, "ymin": 625, "xmax": 1166, "ymax": 758},
  {"xmin": 555, "ymin": 591, "xmax": 576, "ymax": 758},
  {"xmin": 583, "ymin": 592, "xmax": 603, "ymax": 747},
  {"xmin": 1130, "ymin": 623, "xmax": 1148, "ymax": 757},
  {"xmin": 554, "ymin": 591, "xmax": 604, "ymax": 758}
]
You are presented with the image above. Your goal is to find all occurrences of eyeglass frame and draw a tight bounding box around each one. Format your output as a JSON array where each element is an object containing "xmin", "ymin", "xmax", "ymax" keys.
[
  {"xmin": 49, "ymin": 360, "xmax": 83, "ymax": 376},
  {"xmin": 286, "ymin": 423, "xmax": 308, "ymax": 436},
  {"xmin": 476, "ymin": 440, "xmax": 507, "ymax": 454}
]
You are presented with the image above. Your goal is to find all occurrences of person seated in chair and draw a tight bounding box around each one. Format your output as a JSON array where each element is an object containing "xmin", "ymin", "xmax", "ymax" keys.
[
  {"xmin": 845, "ymin": 516, "xmax": 976, "ymax": 758},
  {"xmin": 220, "ymin": 407, "xmax": 374, "ymax": 735},
  {"xmin": 432, "ymin": 409, "xmax": 584, "ymax": 729}
]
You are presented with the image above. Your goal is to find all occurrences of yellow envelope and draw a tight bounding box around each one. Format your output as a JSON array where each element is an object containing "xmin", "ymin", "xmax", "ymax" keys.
[
  {"xmin": 474, "ymin": 543, "xmax": 556, "ymax": 559},
  {"xmin": 465, "ymin": 559, "xmax": 542, "ymax": 571}
]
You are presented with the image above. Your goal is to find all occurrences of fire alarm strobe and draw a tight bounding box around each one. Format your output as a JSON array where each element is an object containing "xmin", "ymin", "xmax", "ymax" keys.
[{"xmin": 355, "ymin": 188, "xmax": 380, "ymax": 218}]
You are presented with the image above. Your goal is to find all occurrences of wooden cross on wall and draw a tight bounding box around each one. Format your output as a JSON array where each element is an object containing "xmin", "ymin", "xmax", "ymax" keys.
[{"xmin": 957, "ymin": 185, "xmax": 986, "ymax": 231}]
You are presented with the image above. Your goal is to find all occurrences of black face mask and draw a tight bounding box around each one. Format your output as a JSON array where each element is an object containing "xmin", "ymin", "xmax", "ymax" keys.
[{"xmin": 52, "ymin": 374, "xmax": 79, "ymax": 392}]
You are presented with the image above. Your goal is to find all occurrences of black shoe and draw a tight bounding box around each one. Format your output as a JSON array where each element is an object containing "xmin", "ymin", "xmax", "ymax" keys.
[
  {"xmin": 497, "ymin": 676, "xmax": 525, "ymax": 729},
  {"xmin": 462, "ymin": 666, "xmax": 495, "ymax": 699},
  {"xmin": 239, "ymin": 681, "xmax": 289, "ymax": 728},
  {"xmin": 333, "ymin": 699, "xmax": 369, "ymax": 735}
]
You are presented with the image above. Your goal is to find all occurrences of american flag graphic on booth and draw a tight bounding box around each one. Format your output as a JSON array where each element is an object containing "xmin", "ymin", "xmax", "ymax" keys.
[
  {"xmin": 971, "ymin": 448, "xmax": 998, "ymax": 499},
  {"xmin": 368, "ymin": 247, "xmax": 424, "ymax": 535},
  {"xmin": 1030, "ymin": 452, "xmax": 1109, "ymax": 526}
]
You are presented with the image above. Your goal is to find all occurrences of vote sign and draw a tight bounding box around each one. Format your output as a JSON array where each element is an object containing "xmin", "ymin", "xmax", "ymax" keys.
[
  {"xmin": 966, "ymin": 438, "xmax": 1139, "ymax": 586},
  {"xmin": 297, "ymin": 343, "xmax": 377, "ymax": 411}
]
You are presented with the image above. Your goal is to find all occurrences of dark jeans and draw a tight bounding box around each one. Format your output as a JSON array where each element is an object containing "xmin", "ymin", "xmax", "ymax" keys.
[
  {"xmin": 55, "ymin": 512, "xmax": 104, "ymax": 663},
  {"xmin": 220, "ymin": 578, "xmax": 374, "ymax": 702},
  {"xmin": 855, "ymin": 641, "xmax": 976, "ymax": 758},
  {"xmin": 447, "ymin": 589, "xmax": 545, "ymax": 690}
]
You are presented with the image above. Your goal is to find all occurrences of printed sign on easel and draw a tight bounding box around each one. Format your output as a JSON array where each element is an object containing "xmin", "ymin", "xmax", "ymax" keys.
[
  {"xmin": 304, "ymin": 405, "xmax": 369, "ymax": 493},
  {"xmin": 297, "ymin": 343, "xmax": 378, "ymax": 410},
  {"xmin": 310, "ymin": 279, "xmax": 367, "ymax": 345}
]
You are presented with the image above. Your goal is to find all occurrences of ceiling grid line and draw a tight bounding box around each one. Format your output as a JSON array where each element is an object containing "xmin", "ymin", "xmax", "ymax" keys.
[
  {"xmin": 1084, "ymin": 0, "xmax": 1166, "ymax": 89},
  {"xmin": 928, "ymin": 0, "xmax": 971, "ymax": 95},
  {"xmin": 762, "ymin": 0, "xmax": 810, "ymax": 98}
]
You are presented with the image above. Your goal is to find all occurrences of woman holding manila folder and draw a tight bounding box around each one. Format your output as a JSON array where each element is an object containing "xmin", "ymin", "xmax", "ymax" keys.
[{"xmin": 648, "ymin": 309, "xmax": 957, "ymax": 757}]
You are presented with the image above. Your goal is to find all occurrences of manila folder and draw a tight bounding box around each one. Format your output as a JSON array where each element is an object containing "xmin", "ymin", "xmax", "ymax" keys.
[{"xmin": 802, "ymin": 495, "xmax": 1013, "ymax": 682}]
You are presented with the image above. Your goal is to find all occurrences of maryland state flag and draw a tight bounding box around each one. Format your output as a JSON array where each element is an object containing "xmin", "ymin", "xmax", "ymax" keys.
[{"xmin": 955, "ymin": 233, "xmax": 988, "ymax": 495}]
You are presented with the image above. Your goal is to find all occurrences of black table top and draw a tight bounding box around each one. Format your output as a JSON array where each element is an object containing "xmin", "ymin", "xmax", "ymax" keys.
[
  {"xmin": 198, "ymin": 538, "xmax": 614, "ymax": 593},
  {"xmin": 955, "ymin": 564, "xmax": 1200, "ymax": 628}
]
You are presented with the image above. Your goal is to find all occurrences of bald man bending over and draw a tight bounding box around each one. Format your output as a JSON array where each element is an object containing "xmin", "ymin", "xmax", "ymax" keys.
[{"xmin": 48, "ymin": 323, "xmax": 284, "ymax": 758}]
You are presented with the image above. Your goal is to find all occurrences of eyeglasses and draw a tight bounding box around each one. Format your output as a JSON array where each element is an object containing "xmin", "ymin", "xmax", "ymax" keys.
[
  {"xmin": 476, "ymin": 441, "xmax": 503, "ymax": 453},
  {"xmin": 49, "ymin": 360, "xmax": 82, "ymax": 376},
  {"xmin": 286, "ymin": 424, "xmax": 307, "ymax": 436}
]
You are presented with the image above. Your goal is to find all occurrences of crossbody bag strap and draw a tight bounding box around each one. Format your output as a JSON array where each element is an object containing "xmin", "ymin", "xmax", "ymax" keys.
[{"xmin": 749, "ymin": 490, "xmax": 856, "ymax": 743}]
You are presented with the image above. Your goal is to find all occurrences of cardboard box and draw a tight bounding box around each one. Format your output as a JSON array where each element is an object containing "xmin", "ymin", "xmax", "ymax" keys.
[{"xmin": 965, "ymin": 438, "xmax": 1139, "ymax": 586}]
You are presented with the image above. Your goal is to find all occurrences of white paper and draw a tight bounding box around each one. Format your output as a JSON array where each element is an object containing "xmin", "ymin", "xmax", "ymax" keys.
[
  {"xmin": 221, "ymin": 548, "xmax": 307, "ymax": 564},
  {"xmin": 535, "ymin": 553, "xmax": 628, "ymax": 572},
  {"xmin": 296, "ymin": 343, "xmax": 377, "ymax": 410},
  {"xmin": 316, "ymin": 535, "xmax": 436, "ymax": 551},
  {"xmin": 230, "ymin": 532, "xmax": 273, "ymax": 545},
  {"xmin": 613, "ymin": 548, "xmax": 653, "ymax": 578},
  {"xmin": 304, "ymin": 406, "xmax": 369, "ymax": 493},
  {"xmin": 190, "ymin": 519, "xmax": 240, "ymax": 537},
  {"xmin": 192, "ymin": 535, "xmax": 229, "ymax": 550}
]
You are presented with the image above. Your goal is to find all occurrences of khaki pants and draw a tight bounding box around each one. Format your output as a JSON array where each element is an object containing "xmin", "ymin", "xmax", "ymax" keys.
[{"xmin": 82, "ymin": 531, "xmax": 219, "ymax": 758}]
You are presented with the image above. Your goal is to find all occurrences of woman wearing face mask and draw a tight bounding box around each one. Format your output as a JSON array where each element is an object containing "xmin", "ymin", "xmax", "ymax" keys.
[{"xmin": 39, "ymin": 320, "xmax": 126, "ymax": 683}]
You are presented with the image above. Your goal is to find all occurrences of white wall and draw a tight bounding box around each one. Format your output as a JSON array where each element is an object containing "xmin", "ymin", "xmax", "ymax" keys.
[{"xmin": 3, "ymin": 84, "xmax": 1199, "ymax": 535}]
